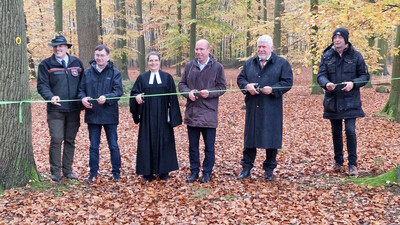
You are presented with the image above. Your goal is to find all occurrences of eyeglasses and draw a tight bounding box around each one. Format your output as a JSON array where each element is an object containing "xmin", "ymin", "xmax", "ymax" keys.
[{"xmin": 95, "ymin": 54, "xmax": 108, "ymax": 58}]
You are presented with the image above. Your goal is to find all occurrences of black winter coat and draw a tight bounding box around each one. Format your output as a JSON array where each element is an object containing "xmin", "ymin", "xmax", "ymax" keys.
[
  {"xmin": 237, "ymin": 53, "xmax": 293, "ymax": 149},
  {"xmin": 78, "ymin": 60, "xmax": 123, "ymax": 124},
  {"xmin": 317, "ymin": 43, "xmax": 370, "ymax": 120},
  {"xmin": 37, "ymin": 54, "xmax": 84, "ymax": 112}
]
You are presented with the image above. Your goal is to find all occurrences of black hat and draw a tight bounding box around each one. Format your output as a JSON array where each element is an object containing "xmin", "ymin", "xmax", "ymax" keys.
[
  {"xmin": 332, "ymin": 27, "xmax": 349, "ymax": 44},
  {"xmin": 48, "ymin": 35, "xmax": 72, "ymax": 48}
]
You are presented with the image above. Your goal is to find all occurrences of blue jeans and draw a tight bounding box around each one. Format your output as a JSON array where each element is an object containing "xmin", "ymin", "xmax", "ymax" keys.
[
  {"xmin": 88, "ymin": 124, "xmax": 121, "ymax": 176},
  {"xmin": 187, "ymin": 126, "xmax": 216, "ymax": 175},
  {"xmin": 330, "ymin": 118, "xmax": 357, "ymax": 166}
]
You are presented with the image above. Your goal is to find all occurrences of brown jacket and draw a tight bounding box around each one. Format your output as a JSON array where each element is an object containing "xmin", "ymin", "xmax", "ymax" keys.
[{"xmin": 179, "ymin": 55, "xmax": 226, "ymax": 128}]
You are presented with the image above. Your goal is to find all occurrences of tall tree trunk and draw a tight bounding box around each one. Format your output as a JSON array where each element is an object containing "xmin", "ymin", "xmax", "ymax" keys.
[
  {"xmin": 24, "ymin": 13, "xmax": 36, "ymax": 78},
  {"xmin": 377, "ymin": 38, "xmax": 389, "ymax": 75},
  {"xmin": 98, "ymin": 0, "xmax": 103, "ymax": 44},
  {"xmin": 76, "ymin": 0, "xmax": 98, "ymax": 68},
  {"xmin": 176, "ymin": 0, "xmax": 183, "ymax": 76},
  {"xmin": 115, "ymin": 0, "xmax": 128, "ymax": 80},
  {"xmin": 54, "ymin": 0, "xmax": 63, "ymax": 33},
  {"xmin": 189, "ymin": 0, "xmax": 197, "ymax": 60},
  {"xmin": 273, "ymin": 0, "xmax": 282, "ymax": 55},
  {"xmin": 381, "ymin": 25, "xmax": 400, "ymax": 122},
  {"xmin": 136, "ymin": 0, "xmax": 146, "ymax": 73},
  {"xmin": 246, "ymin": 0, "xmax": 252, "ymax": 57},
  {"xmin": 0, "ymin": 0, "xmax": 38, "ymax": 190},
  {"xmin": 263, "ymin": 0, "xmax": 267, "ymax": 21},
  {"xmin": 310, "ymin": 0, "xmax": 323, "ymax": 95},
  {"xmin": 149, "ymin": 1, "xmax": 155, "ymax": 51}
]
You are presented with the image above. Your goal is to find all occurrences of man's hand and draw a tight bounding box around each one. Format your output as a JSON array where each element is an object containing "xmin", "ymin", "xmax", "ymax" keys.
[
  {"xmin": 199, "ymin": 90, "xmax": 209, "ymax": 98},
  {"xmin": 97, "ymin": 95, "xmax": 106, "ymax": 105},
  {"xmin": 260, "ymin": 86, "xmax": 273, "ymax": 95},
  {"xmin": 326, "ymin": 82, "xmax": 336, "ymax": 91},
  {"xmin": 51, "ymin": 96, "xmax": 61, "ymax": 106},
  {"xmin": 341, "ymin": 81, "xmax": 354, "ymax": 92},
  {"xmin": 136, "ymin": 93, "xmax": 144, "ymax": 104},
  {"xmin": 82, "ymin": 96, "xmax": 93, "ymax": 109},
  {"xmin": 189, "ymin": 90, "xmax": 198, "ymax": 101},
  {"xmin": 245, "ymin": 83, "xmax": 259, "ymax": 95}
]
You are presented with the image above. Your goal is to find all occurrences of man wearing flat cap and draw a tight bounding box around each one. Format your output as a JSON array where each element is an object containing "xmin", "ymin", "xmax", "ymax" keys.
[
  {"xmin": 37, "ymin": 35, "xmax": 85, "ymax": 182},
  {"xmin": 317, "ymin": 27, "xmax": 370, "ymax": 177}
]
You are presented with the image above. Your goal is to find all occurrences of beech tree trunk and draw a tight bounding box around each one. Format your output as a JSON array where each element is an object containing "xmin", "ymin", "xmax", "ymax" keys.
[
  {"xmin": 0, "ymin": 0, "xmax": 38, "ymax": 190},
  {"xmin": 310, "ymin": 0, "xmax": 323, "ymax": 95},
  {"xmin": 189, "ymin": 0, "xmax": 197, "ymax": 60},
  {"xmin": 273, "ymin": 0, "xmax": 282, "ymax": 55},
  {"xmin": 76, "ymin": 0, "xmax": 98, "ymax": 67},
  {"xmin": 176, "ymin": 0, "xmax": 183, "ymax": 76},
  {"xmin": 136, "ymin": 0, "xmax": 146, "ymax": 73},
  {"xmin": 381, "ymin": 25, "xmax": 400, "ymax": 122},
  {"xmin": 115, "ymin": 0, "xmax": 128, "ymax": 80},
  {"xmin": 54, "ymin": 0, "xmax": 63, "ymax": 33}
]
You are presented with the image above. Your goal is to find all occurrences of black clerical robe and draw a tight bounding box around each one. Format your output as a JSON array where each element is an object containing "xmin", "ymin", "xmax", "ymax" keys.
[{"xmin": 130, "ymin": 70, "xmax": 182, "ymax": 175}]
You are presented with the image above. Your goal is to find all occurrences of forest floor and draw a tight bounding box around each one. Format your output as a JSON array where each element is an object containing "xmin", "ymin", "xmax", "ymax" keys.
[{"xmin": 1, "ymin": 67, "xmax": 399, "ymax": 224}]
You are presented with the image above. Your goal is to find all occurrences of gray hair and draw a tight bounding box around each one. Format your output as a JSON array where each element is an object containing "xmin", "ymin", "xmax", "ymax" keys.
[
  {"xmin": 147, "ymin": 51, "xmax": 161, "ymax": 61},
  {"xmin": 257, "ymin": 35, "xmax": 273, "ymax": 47}
]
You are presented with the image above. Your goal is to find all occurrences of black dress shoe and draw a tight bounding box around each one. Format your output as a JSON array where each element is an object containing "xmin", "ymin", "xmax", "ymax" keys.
[
  {"xmin": 265, "ymin": 170, "xmax": 274, "ymax": 181},
  {"xmin": 86, "ymin": 174, "xmax": 97, "ymax": 183},
  {"xmin": 186, "ymin": 173, "xmax": 199, "ymax": 183},
  {"xmin": 64, "ymin": 173, "xmax": 78, "ymax": 180},
  {"xmin": 159, "ymin": 173, "xmax": 169, "ymax": 181},
  {"xmin": 51, "ymin": 174, "xmax": 62, "ymax": 182},
  {"xmin": 237, "ymin": 169, "xmax": 251, "ymax": 180},
  {"xmin": 113, "ymin": 173, "xmax": 120, "ymax": 182},
  {"xmin": 200, "ymin": 173, "xmax": 211, "ymax": 183},
  {"xmin": 143, "ymin": 175, "xmax": 154, "ymax": 182}
]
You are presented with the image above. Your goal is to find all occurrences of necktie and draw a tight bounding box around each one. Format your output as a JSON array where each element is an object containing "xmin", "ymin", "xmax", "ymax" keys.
[
  {"xmin": 61, "ymin": 60, "xmax": 67, "ymax": 69},
  {"xmin": 260, "ymin": 59, "xmax": 266, "ymax": 69}
]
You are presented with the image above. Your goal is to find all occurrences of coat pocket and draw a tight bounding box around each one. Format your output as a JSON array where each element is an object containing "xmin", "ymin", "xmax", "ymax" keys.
[{"xmin": 323, "ymin": 92, "xmax": 336, "ymax": 113}]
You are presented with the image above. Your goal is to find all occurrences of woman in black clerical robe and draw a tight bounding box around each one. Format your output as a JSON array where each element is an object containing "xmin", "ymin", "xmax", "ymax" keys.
[{"xmin": 129, "ymin": 51, "xmax": 182, "ymax": 181}]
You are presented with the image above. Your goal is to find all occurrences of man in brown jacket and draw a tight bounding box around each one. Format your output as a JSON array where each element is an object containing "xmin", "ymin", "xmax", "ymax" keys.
[{"xmin": 179, "ymin": 39, "xmax": 226, "ymax": 183}]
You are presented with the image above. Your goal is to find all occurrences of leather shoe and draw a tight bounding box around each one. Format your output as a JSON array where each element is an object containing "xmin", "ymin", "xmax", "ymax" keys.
[
  {"xmin": 113, "ymin": 173, "xmax": 120, "ymax": 182},
  {"xmin": 200, "ymin": 173, "xmax": 211, "ymax": 183},
  {"xmin": 51, "ymin": 174, "xmax": 62, "ymax": 182},
  {"xmin": 186, "ymin": 173, "xmax": 199, "ymax": 183},
  {"xmin": 86, "ymin": 174, "xmax": 97, "ymax": 183},
  {"xmin": 265, "ymin": 169, "xmax": 274, "ymax": 181},
  {"xmin": 159, "ymin": 173, "xmax": 169, "ymax": 181},
  {"xmin": 64, "ymin": 173, "xmax": 78, "ymax": 180},
  {"xmin": 143, "ymin": 175, "xmax": 154, "ymax": 182},
  {"xmin": 238, "ymin": 169, "xmax": 251, "ymax": 180}
]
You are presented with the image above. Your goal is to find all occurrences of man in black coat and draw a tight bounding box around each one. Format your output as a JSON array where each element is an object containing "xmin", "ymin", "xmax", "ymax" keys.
[
  {"xmin": 37, "ymin": 35, "xmax": 84, "ymax": 182},
  {"xmin": 237, "ymin": 35, "xmax": 293, "ymax": 181},
  {"xmin": 317, "ymin": 27, "xmax": 370, "ymax": 177},
  {"xmin": 78, "ymin": 45, "xmax": 123, "ymax": 182}
]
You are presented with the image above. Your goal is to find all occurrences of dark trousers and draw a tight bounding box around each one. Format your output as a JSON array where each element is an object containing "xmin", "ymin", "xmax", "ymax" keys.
[
  {"xmin": 241, "ymin": 148, "xmax": 278, "ymax": 171},
  {"xmin": 330, "ymin": 118, "xmax": 357, "ymax": 166},
  {"xmin": 47, "ymin": 110, "xmax": 80, "ymax": 176},
  {"xmin": 88, "ymin": 124, "xmax": 121, "ymax": 176},
  {"xmin": 187, "ymin": 126, "xmax": 216, "ymax": 174}
]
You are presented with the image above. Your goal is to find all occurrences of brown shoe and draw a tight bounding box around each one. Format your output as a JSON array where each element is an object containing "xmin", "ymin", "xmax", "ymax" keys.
[
  {"xmin": 331, "ymin": 163, "xmax": 343, "ymax": 172},
  {"xmin": 348, "ymin": 165, "xmax": 358, "ymax": 177}
]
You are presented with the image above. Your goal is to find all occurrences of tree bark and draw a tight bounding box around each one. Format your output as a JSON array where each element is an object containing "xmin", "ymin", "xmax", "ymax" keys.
[
  {"xmin": 76, "ymin": 0, "xmax": 98, "ymax": 68},
  {"xmin": 246, "ymin": 0, "xmax": 252, "ymax": 57},
  {"xmin": 98, "ymin": 0, "xmax": 103, "ymax": 44},
  {"xmin": 176, "ymin": 0, "xmax": 183, "ymax": 76},
  {"xmin": 310, "ymin": 0, "xmax": 323, "ymax": 95},
  {"xmin": 377, "ymin": 38, "xmax": 389, "ymax": 75},
  {"xmin": 136, "ymin": 0, "xmax": 146, "ymax": 74},
  {"xmin": 115, "ymin": 0, "xmax": 128, "ymax": 80},
  {"xmin": 189, "ymin": 0, "xmax": 197, "ymax": 60},
  {"xmin": 54, "ymin": 0, "xmax": 63, "ymax": 33},
  {"xmin": 273, "ymin": 0, "xmax": 282, "ymax": 55},
  {"xmin": 381, "ymin": 25, "xmax": 400, "ymax": 122},
  {"xmin": 0, "ymin": 0, "xmax": 38, "ymax": 190}
]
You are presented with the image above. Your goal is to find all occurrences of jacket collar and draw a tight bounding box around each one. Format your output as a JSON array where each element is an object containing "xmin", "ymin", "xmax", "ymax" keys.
[{"xmin": 253, "ymin": 52, "xmax": 277, "ymax": 64}]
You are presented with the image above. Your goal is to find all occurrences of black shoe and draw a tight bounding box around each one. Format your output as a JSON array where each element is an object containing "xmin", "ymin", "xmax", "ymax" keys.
[
  {"xmin": 159, "ymin": 173, "xmax": 169, "ymax": 181},
  {"xmin": 113, "ymin": 173, "xmax": 120, "ymax": 182},
  {"xmin": 186, "ymin": 173, "xmax": 199, "ymax": 183},
  {"xmin": 51, "ymin": 174, "xmax": 62, "ymax": 182},
  {"xmin": 143, "ymin": 175, "xmax": 154, "ymax": 182},
  {"xmin": 86, "ymin": 174, "xmax": 97, "ymax": 183},
  {"xmin": 200, "ymin": 173, "xmax": 211, "ymax": 183},
  {"xmin": 265, "ymin": 169, "xmax": 274, "ymax": 181},
  {"xmin": 64, "ymin": 173, "xmax": 78, "ymax": 180},
  {"xmin": 238, "ymin": 169, "xmax": 251, "ymax": 180}
]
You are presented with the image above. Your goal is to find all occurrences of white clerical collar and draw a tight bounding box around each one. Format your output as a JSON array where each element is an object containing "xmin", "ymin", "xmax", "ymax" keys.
[
  {"xmin": 149, "ymin": 71, "xmax": 162, "ymax": 84},
  {"xmin": 198, "ymin": 57, "xmax": 210, "ymax": 71}
]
